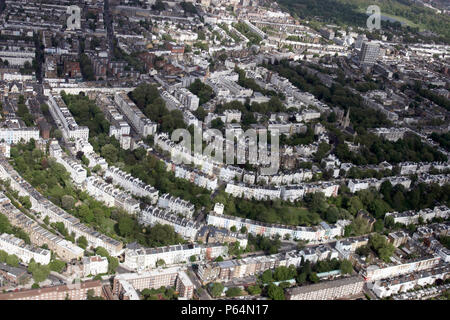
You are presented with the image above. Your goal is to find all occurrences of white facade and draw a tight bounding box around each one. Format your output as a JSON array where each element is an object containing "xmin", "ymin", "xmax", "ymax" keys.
[
  {"xmin": 82, "ymin": 255, "xmax": 109, "ymax": 277},
  {"xmin": 48, "ymin": 94, "xmax": 89, "ymax": 142},
  {"xmin": 0, "ymin": 233, "xmax": 51, "ymax": 265},
  {"xmin": 114, "ymin": 92, "xmax": 157, "ymax": 137},
  {"xmin": 123, "ymin": 244, "xmax": 228, "ymax": 271},
  {"xmin": 105, "ymin": 166, "xmax": 159, "ymax": 204}
]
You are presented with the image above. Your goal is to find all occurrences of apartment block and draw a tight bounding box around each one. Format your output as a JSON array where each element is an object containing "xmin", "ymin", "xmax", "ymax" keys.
[
  {"xmin": 113, "ymin": 267, "xmax": 194, "ymax": 300},
  {"xmin": 286, "ymin": 275, "xmax": 364, "ymax": 300},
  {"xmin": 0, "ymin": 280, "xmax": 103, "ymax": 300}
]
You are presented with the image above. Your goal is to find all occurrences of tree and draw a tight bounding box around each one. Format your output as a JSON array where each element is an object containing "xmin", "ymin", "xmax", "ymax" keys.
[
  {"xmin": 348, "ymin": 196, "xmax": 364, "ymax": 215},
  {"xmin": 369, "ymin": 234, "xmax": 396, "ymax": 263},
  {"xmin": 226, "ymin": 287, "xmax": 242, "ymax": 297},
  {"xmin": 340, "ymin": 260, "xmax": 353, "ymax": 275},
  {"xmin": 325, "ymin": 206, "xmax": 339, "ymax": 224},
  {"xmin": 49, "ymin": 260, "xmax": 66, "ymax": 273},
  {"xmin": 190, "ymin": 255, "xmax": 196, "ymax": 262},
  {"xmin": 118, "ymin": 215, "xmax": 134, "ymax": 237},
  {"xmin": 107, "ymin": 256, "xmax": 119, "ymax": 274},
  {"xmin": 101, "ymin": 144, "xmax": 118, "ymax": 163},
  {"xmin": 6, "ymin": 254, "xmax": 19, "ymax": 267},
  {"xmin": 61, "ymin": 195, "xmax": 75, "ymax": 210},
  {"xmin": 230, "ymin": 226, "xmax": 237, "ymax": 232},
  {"xmin": 273, "ymin": 266, "xmax": 292, "ymax": 281},
  {"xmin": 296, "ymin": 272, "xmax": 307, "ymax": 284},
  {"xmin": 77, "ymin": 236, "xmax": 88, "ymax": 249},
  {"xmin": 240, "ymin": 226, "xmax": 247, "ymax": 234},
  {"xmin": 247, "ymin": 285, "xmax": 262, "ymax": 295},
  {"xmin": 261, "ymin": 269, "xmax": 273, "ymax": 283},
  {"xmin": 0, "ymin": 214, "xmax": 12, "ymax": 234},
  {"xmin": 210, "ymin": 282, "xmax": 224, "ymax": 298},
  {"xmin": 28, "ymin": 261, "xmax": 50, "ymax": 283},
  {"xmin": 308, "ymin": 272, "xmax": 319, "ymax": 283},
  {"xmin": 95, "ymin": 247, "xmax": 109, "ymax": 258},
  {"xmin": 267, "ymin": 283, "xmax": 285, "ymax": 300},
  {"xmin": 0, "ymin": 250, "xmax": 8, "ymax": 263},
  {"xmin": 156, "ymin": 259, "xmax": 166, "ymax": 267}
]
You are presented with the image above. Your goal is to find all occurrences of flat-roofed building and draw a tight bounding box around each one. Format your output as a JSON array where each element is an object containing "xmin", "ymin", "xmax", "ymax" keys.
[
  {"xmin": 285, "ymin": 275, "xmax": 364, "ymax": 300},
  {"xmin": 0, "ymin": 280, "xmax": 103, "ymax": 300}
]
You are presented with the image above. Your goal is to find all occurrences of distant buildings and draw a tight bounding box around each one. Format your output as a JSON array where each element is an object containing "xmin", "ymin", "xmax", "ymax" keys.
[
  {"xmin": 371, "ymin": 127, "xmax": 409, "ymax": 142},
  {"xmin": 0, "ymin": 192, "xmax": 84, "ymax": 262},
  {"xmin": 0, "ymin": 127, "xmax": 40, "ymax": 145},
  {"xmin": 49, "ymin": 140, "xmax": 87, "ymax": 185},
  {"xmin": 0, "ymin": 159, "xmax": 123, "ymax": 257},
  {"xmin": 199, "ymin": 223, "xmax": 248, "ymax": 245},
  {"xmin": 197, "ymin": 244, "xmax": 339, "ymax": 284},
  {"xmin": 347, "ymin": 176, "xmax": 411, "ymax": 193}
]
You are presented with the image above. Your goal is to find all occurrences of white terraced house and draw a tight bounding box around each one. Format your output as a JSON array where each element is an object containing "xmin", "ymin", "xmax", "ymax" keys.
[
  {"xmin": 48, "ymin": 93, "xmax": 89, "ymax": 143},
  {"xmin": 85, "ymin": 176, "xmax": 140, "ymax": 214},
  {"xmin": 49, "ymin": 141, "xmax": 87, "ymax": 185},
  {"xmin": 139, "ymin": 206, "xmax": 200, "ymax": 241},
  {"xmin": 82, "ymin": 255, "xmax": 109, "ymax": 277},
  {"xmin": 157, "ymin": 193, "xmax": 195, "ymax": 218},
  {"xmin": 347, "ymin": 176, "xmax": 411, "ymax": 193},
  {"xmin": 369, "ymin": 265, "xmax": 450, "ymax": 298},
  {"xmin": 0, "ymin": 159, "xmax": 123, "ymax": 257},
  {"xmin": 123, "ymin": 243, "xmax": 228, "ymax": 271},
  {"xmin": 0, "ymin": 233, "xmax": 51, "ymax": 265},
  {"xmin": 114, "ymin": 92, "xmax": 157, "ymax": 137},
  {"xmin": 0, "ymin": 193, "xmax": 84, "ymax": 261},
  {"xmin": 0, "ymin": 127, "xmax": 40, "ymax": 145},
  {"xmin": 206, "ymin": 212, "xmax": 349, "ymax": 243},
  {"xmin": 385, "ymin": 205, "xmax": 450, "ymax": 225},
  {"xmin": 197, "ymin": 243, "xmax": 339, "ymax": 284},
  {"xmin": 105, "ymin": 166, "xmax": 159, "ymax": 204}
]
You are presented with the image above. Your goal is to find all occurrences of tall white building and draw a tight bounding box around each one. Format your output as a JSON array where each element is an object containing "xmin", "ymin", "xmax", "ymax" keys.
[
  {"xmin": 48, "ymin": 94, "xmax": 89, "ymax": 142},
  {"xmin": 114, "ymin": 92, "xmax": 157, "ymax": 137}
]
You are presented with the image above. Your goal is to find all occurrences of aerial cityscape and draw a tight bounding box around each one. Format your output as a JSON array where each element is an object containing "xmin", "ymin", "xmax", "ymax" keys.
[{"xmin": 0, "ymin": 0, "xmax": 449, "ymax": 304}]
